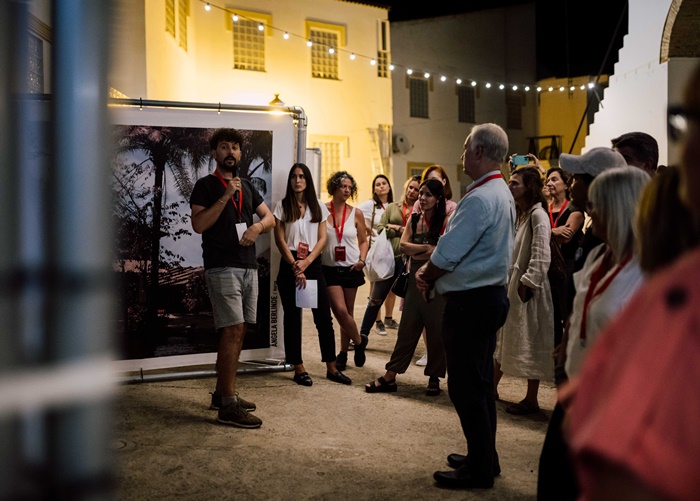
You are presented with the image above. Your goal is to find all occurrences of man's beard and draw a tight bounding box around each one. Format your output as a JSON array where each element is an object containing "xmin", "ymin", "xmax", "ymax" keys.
[{"xmin": 219, "ymin": 156, "xmax": 238, "ymax": 176}]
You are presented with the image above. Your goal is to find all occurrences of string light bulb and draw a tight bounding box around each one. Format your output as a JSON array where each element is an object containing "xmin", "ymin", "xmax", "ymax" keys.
[
  {"xmin": 232, "ymin": 13, "xmax": 238, "ymax": 22},
  {"xmin": 559, "ymin": 86, "xmax": 565, "ymax": 91},
  {"xmin": 370, "ymin": 58, "xmax": 376, "ymax": 66},
  {"xmin": 389, "ymin": 64, "xmax": 395, "ymax": 71},
  {"xmin": 536, "ymin": 86, "xmax": 542, "ymax": 92},
  {"xmin": 471, "ymin": 81, "xmax": 477, "ymax": 87},
  {"xmin": 204, "ymin": 3, "xmax": 211, "ymax": 11},
  {"xmin": 512, "ymin": 85, "xmax": 518, "ymax": 91},
  {"xmin": 283, "ymin": 32, "xmax": 289, "ymax": 39},
  {"xmin": 524, "ymin": 86, "xmax": 530, "ymax": 91},
  {"xmin": 258, "ymin": 23, "xmax": 264, "ymax": 31},
  {"xmin": 580, "ymin": 84, "xmax": 585, "ymax": 90},
  {"xmin": 485, "ymin": 82, "xmax": 492, "ymax": 88},
  {"xmin": 569, "ymin": 85, "xmax": 575, "ymax": 91},
  {"xmin": 424, "ymin": 72, "xmax": 430, "ymax": 78},
  {"xmin": 328, "ymin": 47, "xmax": 335, "ymax": 54},
  {"xmin": 587, "ymin": 82, "xmax": 595, "ymax": 89},
  {"xmin": 440, "ymin": 75, "xmax": 446, "ymax": 82},
  {"xmin": 499, "ymin": 84, "xmax": 505, "ymax": 90},
  {"xmin": 548, "ymin": 86, "xmax": 554, "ymax": 92},
  {"xmin": 456, "ymin": 78, "xmax": 463, "ymax": 85},
  {"xmin": 350, "ymin": 53, "xmax": 356, "ymax": 60},
  {"xmin": 306, "ymin": 39, "xmax": 312, "ymax": 47},
  {"xmin": 407, "ymin": 69, "xmax": 413, "ymax": 75}
]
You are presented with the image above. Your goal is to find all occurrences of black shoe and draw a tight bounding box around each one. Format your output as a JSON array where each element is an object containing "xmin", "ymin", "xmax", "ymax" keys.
[
  {"xmin": 336, "ymin": 351, "xmax": 348, "ymax": 371},
  {"xmin": 446, "ymin": 454, "xmax": 501, "ymax": 476},
  {"xmin": 326, "ymin": 371, "xmax": 352, "ymax": 385},
  {"xmin": 353, "ymin": 334, "xmax": 369, "ymax": 367},
  {"xmin": 433, "ymin": 467, "xmax": 494, "ymax": 489},
  {"xmin": 293, "ymin": 372, "xmax": 313, "ymax": 386}
]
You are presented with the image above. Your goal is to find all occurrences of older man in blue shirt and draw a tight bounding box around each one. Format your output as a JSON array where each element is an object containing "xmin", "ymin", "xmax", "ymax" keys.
[{"xmin": 417, "ymin": 123, "xmax": 515, "ymax": 489}]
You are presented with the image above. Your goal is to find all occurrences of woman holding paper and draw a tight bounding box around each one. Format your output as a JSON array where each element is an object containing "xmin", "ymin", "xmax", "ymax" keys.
[{"xmin": 273, "ymin": 163, "xmax": 350, "ymax": 386}]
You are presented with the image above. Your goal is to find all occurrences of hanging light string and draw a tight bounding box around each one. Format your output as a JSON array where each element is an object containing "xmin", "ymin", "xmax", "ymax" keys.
[{"xmin": 197, "ymin": 0, "xmax": 596, "ymax": 93}]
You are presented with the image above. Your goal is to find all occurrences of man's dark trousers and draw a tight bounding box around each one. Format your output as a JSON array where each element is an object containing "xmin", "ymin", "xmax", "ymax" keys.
[{"xmin": 441, "ymin": 285, "xmax": 509, "ymax": 479}]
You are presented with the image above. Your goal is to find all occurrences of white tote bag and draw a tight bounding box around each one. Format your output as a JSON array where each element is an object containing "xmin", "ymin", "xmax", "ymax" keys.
[{"xmin": 363, "ymin": 230, "xmax": 395, "ymax": 281}]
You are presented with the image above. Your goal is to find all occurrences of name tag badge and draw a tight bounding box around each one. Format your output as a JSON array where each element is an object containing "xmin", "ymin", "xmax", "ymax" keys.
[
  {"xmin": 236, "ymin": 222, "xmax": 248, "ymax": 241},
  {"xmin": 297, "ymin": 242, "xmax": 309, "ymax": 260},
  {"xmin": 334, "ymin": 246, "xmax": 346, "ymax": 262}
]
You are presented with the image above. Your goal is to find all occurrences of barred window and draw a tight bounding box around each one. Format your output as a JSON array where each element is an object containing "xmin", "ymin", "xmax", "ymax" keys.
[
  {"xmin": 311, "ymin": 29, "xmax": 339, "ymax": 80},
  {"xmin": 506, "ymin": 89, "xmax": 523, "ymax": 130},
  {"xmin": 312, "ymin": 139, "xmax": 343, "ymax": 183},
  {"xmin": 165, "ymin": 0, "xmax": 175, "ymax": 37},
  {"xmin": 409, "ymin": 77, "xmax": 429, "ymax": 118},
  {"xmin": 458, "ymin": 85, "xmax": 476, "ymax": 123},
  {"xmin": 377, "ymin": 20, "xmax": 390, "ymax": 78},
  {"xmin": 177, "ymin": 0, "xmax": 188, "ymax": 50},
  {"xmin": 27, "ymin": 34, "xmax": 44, "ymax": 93},
  {"xmin": 233, "ymin": 18, "xmax": 266, "ymax": 71}
]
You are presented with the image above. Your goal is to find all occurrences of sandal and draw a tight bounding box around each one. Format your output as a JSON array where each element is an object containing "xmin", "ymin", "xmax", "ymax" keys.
[
  {"xmin": 505, "ymin": 400, "xmax": 540, "ymax": 415},
  {"xmin": 365, "ymin": 376, "xmax": 397, "ymax": 393},
  {"xmin": 426, "ymin": 377, "xmax": 440, "ymax": 397}
]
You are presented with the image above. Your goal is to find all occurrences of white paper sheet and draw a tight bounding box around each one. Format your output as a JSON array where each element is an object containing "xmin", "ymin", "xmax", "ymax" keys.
[{"xmin": 295, "ymin": 280, "xmax": 318, "ymax": 309}]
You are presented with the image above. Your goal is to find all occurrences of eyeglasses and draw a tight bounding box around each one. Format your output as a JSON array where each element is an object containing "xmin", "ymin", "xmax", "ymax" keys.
[{"xmin": 668, "ymin": 105, "xmax": 700, "ymax": 142}]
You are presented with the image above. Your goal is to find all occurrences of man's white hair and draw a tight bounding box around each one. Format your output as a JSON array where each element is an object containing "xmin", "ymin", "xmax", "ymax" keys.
[{"xmin": 469, "ymin": 123, "xmax": 509, "ymax": 164}]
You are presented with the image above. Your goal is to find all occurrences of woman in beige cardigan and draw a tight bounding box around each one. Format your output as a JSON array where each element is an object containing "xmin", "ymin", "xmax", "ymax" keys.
[{"xmin": 494, "ymin": 166, "xmax": 554, "ymax": 414}]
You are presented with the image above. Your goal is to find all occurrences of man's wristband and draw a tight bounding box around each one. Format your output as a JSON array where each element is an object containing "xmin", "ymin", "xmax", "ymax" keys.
[{"xmin": 217, "ymin": 198, "xmax": 226, "ymax": 205}]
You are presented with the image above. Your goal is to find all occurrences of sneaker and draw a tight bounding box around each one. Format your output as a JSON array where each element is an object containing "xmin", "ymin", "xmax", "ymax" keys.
[
  {"xmin": 210, "ymin": 391, "xmax": 256, "ymax": 412},
  {"xmin": 375, "ymin": 320, "xmax": 387, "ymax": 336},
  {"xmin": 384, "ymin": 318, "xmax": 400, "ymax": 330},
  {"xmin": 217, "ymin": 401, "xmax": 262, "ymax": 428},
  {"xmin": 415, "ymin": 353, "xmax": 428, "ymax": 366}
]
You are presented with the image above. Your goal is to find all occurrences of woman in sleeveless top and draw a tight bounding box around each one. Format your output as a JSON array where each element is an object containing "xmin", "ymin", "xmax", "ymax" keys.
[
  {"xmin": 321, "ymin": 171, "xmax": 369, "ymax": 374},
  {"xmin": 365, "ymin": 179, "xmax": 447, "ymax": 396}
]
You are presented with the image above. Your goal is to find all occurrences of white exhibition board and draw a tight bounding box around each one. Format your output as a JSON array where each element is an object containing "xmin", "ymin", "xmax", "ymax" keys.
[{"xmin": 109, "ymin": 104, "xmax": 295, "ymax": 373}]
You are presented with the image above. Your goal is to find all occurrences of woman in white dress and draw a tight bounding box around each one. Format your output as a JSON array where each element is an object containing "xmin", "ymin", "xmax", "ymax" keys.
[{"xmin": 494, "ymin": 166, "xmax": 554, "ymax": 414}]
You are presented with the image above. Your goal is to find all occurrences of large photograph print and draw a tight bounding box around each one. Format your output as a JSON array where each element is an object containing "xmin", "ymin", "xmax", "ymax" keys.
[{"xmin": 112, "ymin": 123, "xmax": 275, "ymax": 362}]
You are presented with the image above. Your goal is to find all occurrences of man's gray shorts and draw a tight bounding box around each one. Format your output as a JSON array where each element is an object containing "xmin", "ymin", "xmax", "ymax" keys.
[{"xmin": 205, "ymin": 267, "xmax": 258, "ymax": 330}]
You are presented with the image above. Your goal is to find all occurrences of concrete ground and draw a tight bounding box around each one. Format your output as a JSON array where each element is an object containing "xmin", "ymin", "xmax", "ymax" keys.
[{"xmin": 113, "ymin": 283, "xmax": 556, "ymax": 500}]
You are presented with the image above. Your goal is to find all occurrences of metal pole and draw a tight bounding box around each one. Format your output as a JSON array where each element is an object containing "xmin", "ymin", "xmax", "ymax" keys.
[
  {"xmin": 0, "ymin": 0, "xmax": 23, "ymax": 497},
  {"xmin": 47, "ymin": 0, "xmax": 115, "ymax": 497}
]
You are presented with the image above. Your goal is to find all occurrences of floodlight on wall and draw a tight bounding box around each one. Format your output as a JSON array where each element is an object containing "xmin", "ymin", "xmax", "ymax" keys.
[{"xmin": 269, "ymin": 94, "xmax": 285, "ymax": 106}]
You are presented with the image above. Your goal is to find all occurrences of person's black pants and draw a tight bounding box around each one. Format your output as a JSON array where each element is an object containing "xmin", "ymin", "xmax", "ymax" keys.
[
  {"xmin": 537, "ymin": 402, "xmax": 579, "ymax": 500},
  {"xmin": 441, "ymin": 286, "xmax": 509, "ymax": 479},
  {"xmin": 277, "ymin": 254, "xmax": 336, "ymax": 365}
]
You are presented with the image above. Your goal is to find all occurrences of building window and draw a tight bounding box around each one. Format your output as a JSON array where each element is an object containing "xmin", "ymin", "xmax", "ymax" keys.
[
  {"xmin": 165, "ymin": 0, "xmax": 188, "ymax": 51},
  {"xmin": 377, "ymin": 20, "xmax": 390, "ymax": 78},
  {"xmin": 458, "ymin": 85, "xmax": 476, "ymax": 123},
  {"xmin": 410, "ymin": 77, "xmax": 429, "ymax": 118},
  {"xmin": 311, "ymin": 29, "xmax": 339, "ymax": 80},
  {"xmin": 233, "ymin": 18, "xmax": 266, "ymax": 71},
  {"xmin": 165, "ymin": 0, "xmax": 175, "ymax": 37},
  {"xmin": 27, "ymin": 34, "xmax": 44, "ymax": 93},
  {"xmin": 506, "ymin": 89, "xmax": 523, "ymax": 130},
  {"xmin": 177, "ymin": 0, "xmax": 189, "ymax": 50},
  {"xmin": 311, "ymin": 139, "xmax": 344, "ymax": 182}
]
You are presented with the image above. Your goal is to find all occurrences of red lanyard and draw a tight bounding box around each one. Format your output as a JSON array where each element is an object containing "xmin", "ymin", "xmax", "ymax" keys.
[
  {"xmin": 467, "ymin": 172, "xmax": 503, "ymax": 193},
  {"xmin": 421, "ymin": 211, "xmax": 446, "ymax": 235},
  {"xmin": 213, "ymin": 170, "xmax": 243, "ymax": 219},
  {"xmin": 401, "ymin": 203, "xmax": 409, "ymax": 226},
  {"xmin": 579, "ymin": 251, "xmax": 632, "ymax": 344},
  {"xmin": 549, "ymin": 199, "xmax": 569, "ymax": 228},
  {"xmin": 329, "ymin": 202, "xmax": 347, "ymax": 244}
]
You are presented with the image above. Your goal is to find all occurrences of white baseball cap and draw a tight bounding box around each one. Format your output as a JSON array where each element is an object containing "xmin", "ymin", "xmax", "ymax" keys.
[{"xmin": 559, "ymin": 147, "xmax": 627, "ymax": 177}]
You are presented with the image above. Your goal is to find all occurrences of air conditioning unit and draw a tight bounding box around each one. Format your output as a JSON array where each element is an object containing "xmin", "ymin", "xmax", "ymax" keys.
[{"xmin": 392, "ymin": 133, "xmax": 412, "ymax": 154}]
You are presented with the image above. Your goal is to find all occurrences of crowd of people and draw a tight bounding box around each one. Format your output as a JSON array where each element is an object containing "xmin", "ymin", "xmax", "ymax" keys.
[{"xmin": 190, "ymin": 62, "xmax": 700, "ymax": 497}]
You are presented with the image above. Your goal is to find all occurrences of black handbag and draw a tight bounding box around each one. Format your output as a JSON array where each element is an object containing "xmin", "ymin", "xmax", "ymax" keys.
[{"xmin": 391, "ymin": 263, "xmax": 410, "ymax": 298}]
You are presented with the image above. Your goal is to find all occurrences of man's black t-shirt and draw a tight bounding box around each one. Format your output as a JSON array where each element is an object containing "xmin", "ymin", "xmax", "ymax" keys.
[{"xmin": 189, "ymin": 174, "xmax": 264, "ymax": 269}]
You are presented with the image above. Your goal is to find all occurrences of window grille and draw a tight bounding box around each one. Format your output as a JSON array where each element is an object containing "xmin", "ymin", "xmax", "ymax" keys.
[
  {"xmin": 458, "ymin": 85, "xmax": 476, "ymax": 123},
  {"xmin": 409, "ymin": 77, "xmax": 429, "ymax": 118},
  {"xmin": 311, "ymin": 29, "xmax": 339, "ymax": 80},
  {"xmin": 233, "ymin": 18, "xmax": 266, "ymax": 71}
]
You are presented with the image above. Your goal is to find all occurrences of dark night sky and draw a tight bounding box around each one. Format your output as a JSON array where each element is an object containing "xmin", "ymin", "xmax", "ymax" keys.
[{"xmin": 380, "ymin": 0, "xmax": 629, "ymax": 80}]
